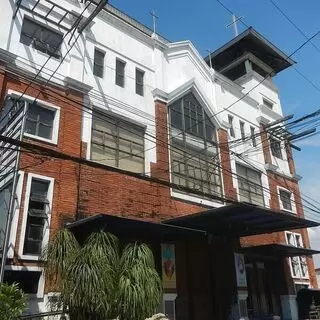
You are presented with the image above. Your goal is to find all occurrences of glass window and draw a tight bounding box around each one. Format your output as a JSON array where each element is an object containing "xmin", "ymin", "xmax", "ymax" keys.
[
  {"xmin": 25, "ymin": 102, "xmax": 55, "ymax": 140},
  {"xmin": 279, "ymin": 189, "xmax": 292, "ymax": 211},
  {"xmin": 23, "ymin": 179, "xmax": 50, "ymax": 255},
  {"xmin": 169, "ymin": 93, "xmax": 222, "ymax": 198},
  {"xmin": 91, "ymin": 111, "xmax": 145, "ymax": 173},
  {"xmin": 250, "ymin": 126, "xmax": 256, "ymax": 147},
  {"xmin": 228, "ymin": 115, "xmax": 235, "ymax": 138},
  {"xmin": 115, "ymin": 59, "xmax": 126, "ymax": 87},
  {"xmin": 270, "ymin": 138, "xmax": 282, "ymax": 159},
  {"xmin": 240, "ymin": 121, "xmax": 245, "ymax": 141},
  {"xmin": 20, "ymin": 17, "xmax": 63, "ymax": 59},
  {"xmin": 263, "ymin": 98, "xmax": 273, "ymax": 109},
  {"xmin": 286, "ymin": 232, "xmax": 309, "ymax": 279},
  {"xmin": 236, "ymin": 164, "xmax": 264, "ymax": 206},
  {"xmin": 4, "ymin": 271, "xmax": 41, "ymax": 294},
  {"xmin": 136, "ymin": 69, "xmax": 144, "ymax": 96},
  {"xmin": 93, "ymin": 48, "xmax": 105, "ymax": 78}
]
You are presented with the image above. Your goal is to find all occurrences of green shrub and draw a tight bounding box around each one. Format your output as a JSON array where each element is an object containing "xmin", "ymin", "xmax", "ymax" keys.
[{"xmin": 0, "ymin": 283, "xmax": 27, "ymax": 320}]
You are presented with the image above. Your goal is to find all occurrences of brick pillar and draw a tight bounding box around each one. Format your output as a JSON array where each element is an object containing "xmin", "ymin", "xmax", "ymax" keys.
[
  {"xmin": 259, "ymin": 123, "xmax": 272, "ymax": 165},
  {"xmin": 152, "ymin": 100, "xmax": 170, "ymax": 181},
  {"xmin": 218, "ymin": 129, "xmax": 237, "ymax": 200}
]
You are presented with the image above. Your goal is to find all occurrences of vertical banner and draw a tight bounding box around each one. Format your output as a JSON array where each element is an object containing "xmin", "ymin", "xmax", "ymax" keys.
[
  {"xmin": 161, "ymin": 244, "xmax": 176, "ymax": 289},
  {"xmin": 234, "ymin": 252, "xmax": 247, "ymax": 287}
]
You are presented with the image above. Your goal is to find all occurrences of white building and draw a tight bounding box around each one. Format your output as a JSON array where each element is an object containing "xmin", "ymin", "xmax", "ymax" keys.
[{"xmin": 0, "ymin": 1, "xmax": 318, "ymax": 319}]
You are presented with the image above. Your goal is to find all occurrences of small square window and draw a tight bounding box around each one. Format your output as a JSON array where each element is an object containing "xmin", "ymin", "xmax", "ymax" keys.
[
  {"xmin": 136, "ymin": 69, "xmax": 144, "ymax": 96},
  {"xmin": 20, "ymin": 17, "xmax": 63, "ymax": 59},
  {"xmin": 93, "ymin": 48, "xmax": 105, "ymax": 78},
  {"xmin": 25, "ymin": 103, "xmax": 55, "ymax": 140},
  {"xmin": 115, "ymin": 59, "xmax": 126, "ymax": 87}
]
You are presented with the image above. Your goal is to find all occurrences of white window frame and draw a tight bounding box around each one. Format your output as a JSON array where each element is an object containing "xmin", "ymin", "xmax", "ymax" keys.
[
  {"xmin": 18, "ymin": 173, "xmax": 54, "ymax": 261},
  {"xmin": 277, "ymin": 186, "xmax": 296, "ymax": 214},
  {"xmin": 285, "ymin": 231, "xmax": 309, "ymax": 280},
  {"xmin": 4, "ymin": 265, "xmax": 45, "ymax": 299},
  {"xmin": 8, "ymin": 90, "xmax": 60, "ymax": 145}
]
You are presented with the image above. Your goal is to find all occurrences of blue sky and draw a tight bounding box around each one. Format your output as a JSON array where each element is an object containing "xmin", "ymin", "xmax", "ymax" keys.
[{"xmin": 111, "ymin": 0, "xmax": 320, "ymax": 261}]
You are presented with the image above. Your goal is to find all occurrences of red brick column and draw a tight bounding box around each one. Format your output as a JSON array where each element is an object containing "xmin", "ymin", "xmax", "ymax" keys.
[
  {"xmin": 218, "ymin": 129, "xmax": 237, "ymax": 200},
  {"xmin": 151, "ymin": 100, "xmax": 170, "ymax": 182},
  {"xmin": 285, "ymin": 143, "xmax": 296, "ymax": 175},
  {"xmin": 259, "ymin": 123, "xmax": 272, "ymax": 165}
]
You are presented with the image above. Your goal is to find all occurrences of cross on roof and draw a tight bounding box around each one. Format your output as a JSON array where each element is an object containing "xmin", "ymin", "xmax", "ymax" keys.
[{"xmin": 150, "ymin": 10, "xmax": 158, "ymax": 34}]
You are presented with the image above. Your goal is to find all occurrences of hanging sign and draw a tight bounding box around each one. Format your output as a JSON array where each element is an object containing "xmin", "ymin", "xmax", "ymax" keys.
[
  {"xmin": 161, "ymin": 244, "xmax": 176, "ymax": 289},
  {"xmin": 234, "ymin": 252, "xmax": 247, "ymax": 287}
]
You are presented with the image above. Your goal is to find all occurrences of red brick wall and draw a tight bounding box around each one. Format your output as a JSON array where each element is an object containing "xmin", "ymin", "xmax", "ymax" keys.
[{"xmin": 0, "ymin": 71, "xmax": 83, "ymax": 258}]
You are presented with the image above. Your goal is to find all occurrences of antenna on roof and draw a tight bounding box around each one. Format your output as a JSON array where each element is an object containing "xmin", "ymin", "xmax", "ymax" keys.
[{"xmin": 226, "ymin": 15, "xmax": 243, "ymax": 37}]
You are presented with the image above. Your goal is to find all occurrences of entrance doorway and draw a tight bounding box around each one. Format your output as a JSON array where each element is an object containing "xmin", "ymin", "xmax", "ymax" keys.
[{"xmin": 246, "ymin": 260, "xmax": 281, "ymax": 319}]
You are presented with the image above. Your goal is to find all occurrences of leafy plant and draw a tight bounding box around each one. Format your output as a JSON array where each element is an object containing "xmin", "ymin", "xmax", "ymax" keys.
[
  {"xmin": 43, "ymin": 229, "xmax": 162, "ymax": 320},
  {"xmin": 0, "ymin": 283, "xmax": 27, "ymax": 320}
]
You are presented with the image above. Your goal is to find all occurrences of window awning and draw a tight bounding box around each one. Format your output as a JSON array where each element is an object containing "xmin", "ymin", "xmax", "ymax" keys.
[
  {"xmin": 165, "ymin": 203, "xmax": 319, "ymax": 237},
  {"xmin": 242, "ymin": 244, "xmax": 320, "ymax": 257},
  {"xmin": 66, "ymin": 214, "xmax": 206, "ymax": 242}
]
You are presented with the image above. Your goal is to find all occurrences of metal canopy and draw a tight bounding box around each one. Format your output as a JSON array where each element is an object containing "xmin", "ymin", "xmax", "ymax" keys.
[
  {"xmin": 67, "ymin": 214, "xmax": 206, "ymax": 242},
  {"xmin": 13, "ymin": 0, "xmax": 81, "ymax": 31},
  {"xmin": 242, "ymin": 244, "xmax": 320, "ymax": 257},
  {"xmin": 165, "ymin": 203, "xmax": 319, "ymax": 237},
  {"xmin": 205, "ymin": 27, "xmax": 295, "ymax": 74}
]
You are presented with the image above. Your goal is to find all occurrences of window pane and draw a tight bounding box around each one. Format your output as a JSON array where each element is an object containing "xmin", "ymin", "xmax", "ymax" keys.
[
  {"xmin": 25, "ymin": 103, "xmax": 55, "ymax": 139},
  {"xmin": 136, "ymin": 69, "xmax": 144, "ymax": 96},
  {"xmin": 170, "ymin": 100, "xmax": 182, "ymax": 130},
  {"xmin": 236, "ymin": 164, "xmax": 264, "ymax": 205},
  {"xmin": 280, "ymin": 190, "xmax": 292, "ymax": 211},
  {"xmin": 93, "ymin": 48, "xmax": 105, "ymax": 78},
  {"xmin": 240, "ymin": 121, "xmax": 245, "ymax": 141},
  {"xmin": 91, "ymin": 111, "xmax": 144, "ymax": 172},
  {"xmin": 116, "ymin": 59, "xmax": 125, "ymax": 87},
  {"xmin": 31, "ymin": 180, "xmax": 49, "ymax": 196},
  {"xmin": 20, "ymin": 18, "xmax": 63, "ymax": 58}
]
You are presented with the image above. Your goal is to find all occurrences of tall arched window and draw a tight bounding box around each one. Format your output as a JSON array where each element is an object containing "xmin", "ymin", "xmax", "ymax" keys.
[{"xmin": 169, "ymin": 93, "xmax": 222, "ymax": 197}]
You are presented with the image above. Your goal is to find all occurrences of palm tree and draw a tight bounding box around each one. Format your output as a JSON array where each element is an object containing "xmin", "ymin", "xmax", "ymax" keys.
[{"xmin": 43, "ymin": 229, "xmax": 162, "ymax": 320}]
